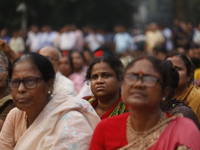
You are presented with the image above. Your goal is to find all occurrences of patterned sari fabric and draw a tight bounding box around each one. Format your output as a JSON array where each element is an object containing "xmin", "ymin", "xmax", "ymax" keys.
[
  {"xmin": 85, "ymin": 95, "xmax": 128, "ymax": 119},
  {"xmin": 0, "ymin": 94, "xmax": 100, "ymax": 150},
  {"xmin": 119, "ymin": 114, "xmax": 180, "ymax": 150},
  {"xmin": 119, "ymin": 113, "xmax": 200, "ymax": 150}
]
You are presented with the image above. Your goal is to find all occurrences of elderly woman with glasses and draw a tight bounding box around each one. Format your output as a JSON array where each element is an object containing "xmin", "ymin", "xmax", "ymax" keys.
[
  {"xmin": 0, "ymin": 52, "xmax": 100, "ymax": 150},
  {"xmin": 90, "ymin": 56, "xmax": 200, "ymax": 150}
]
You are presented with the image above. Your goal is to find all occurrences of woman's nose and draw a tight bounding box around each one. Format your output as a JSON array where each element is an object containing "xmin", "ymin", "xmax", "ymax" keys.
[
  {"xmin": 17, "ymin": 81, "xmax": 27, "ymax": 92},
  {"xmin": 133, "ymin": 78, "xmax": 144, "ymax": 87},
  {"xmin": 96, "ymin": 77, "xmax": 104, "ymax": 83}
]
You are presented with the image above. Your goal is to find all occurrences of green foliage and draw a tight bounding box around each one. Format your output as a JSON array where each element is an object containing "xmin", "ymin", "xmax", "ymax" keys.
[
  {"xmin": 0, "ymin": 0, "xmax": 135, "ymax": 32},
  {"xmin": 188, "ymin": 0, "xmax": 200, "ymax": 26}
]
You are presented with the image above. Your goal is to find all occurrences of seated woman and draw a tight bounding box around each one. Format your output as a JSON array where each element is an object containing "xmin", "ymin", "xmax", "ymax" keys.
[
  {"xmin": 59, "ymin": 55, "xmax": 73, "ymax": 78},
  {"xmin": 69, "ymin": 51, "xmax": 88, "ymax": 94},
  {"xmin": 0, "ymin": 51, "xmax": 14, "ymax": 131},
  {"xmin": 84, "ymin": 56, "xmax": 128, "ymax": 119},
  {"xmin": 166, "ymin": 52, "xmax": 200, "ymax": 122},
  {"xmin": 161, "ymin": 59, "xmax": 200, "ymax": 129},
  {"xmin": 90, "ymin": 56, "xmax": 200, "ymax": 150},
  {"xmin": 0, "ymin": 52, "xmax": 100, "ymax": 150}
]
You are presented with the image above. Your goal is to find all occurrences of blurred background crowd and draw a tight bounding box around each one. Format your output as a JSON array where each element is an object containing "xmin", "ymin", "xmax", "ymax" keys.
[{"xmin": 1, "ymin": 0, "xmax": 200, "ymax": 94}]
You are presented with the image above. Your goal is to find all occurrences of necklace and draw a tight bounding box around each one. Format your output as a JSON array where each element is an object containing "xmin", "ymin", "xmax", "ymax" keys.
[
  {"xmin": 25, "ymin": 114, "xmax": 30, "ymax": 128},
  {"xmin": 127, "ymin": 112, "xmax": 166, "ymax": 135}
]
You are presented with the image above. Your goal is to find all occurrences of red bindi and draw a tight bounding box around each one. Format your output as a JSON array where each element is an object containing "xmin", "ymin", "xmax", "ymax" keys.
[{"xmin": 141, "ymin": 56, "xmax": 146, "ymax": 59}]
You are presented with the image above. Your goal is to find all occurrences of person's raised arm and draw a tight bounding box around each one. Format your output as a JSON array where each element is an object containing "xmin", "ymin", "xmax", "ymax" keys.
[{"xmin": 0, "ymin": 40, "xmax": 18, "ymax": 63}]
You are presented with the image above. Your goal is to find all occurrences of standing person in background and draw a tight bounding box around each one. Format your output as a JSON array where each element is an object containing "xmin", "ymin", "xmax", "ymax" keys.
[
  {"xmin": 59, "ymin": 24, "xmax": 76, "ymax": 55},
  {"xmin": 0, "ymin": 52, "xmax": 100, "ymax": 150},
  {"xmin": 84, "ymin": 26, "xmax": 105, "ymax": 52},
  {"xmin": 9, "ymin": 30, "xmax": 25, "ymax": 55},
  {"xmin": 166, "ymin": 52, "xmax": 200, "ymax": 122},
  {"xmin": 39, "ymin": 46, "xmax": 75, "ymax": 96},
  {"xmin": 0, "ymin": 51, "xmax": 14, "ymax": 131},
  {"xmin": 0, "ymin": 28, "xmax": 10, "ymax": 43},
  {"xmin": 40, "ymin": 25, "xmax": 58, "ymax": 48},
  {"xmin": 26, "ymin": 25, "xmax": 42, "ymax": 52},
  {"xmin": 90, "ymin": 56, "xmax": 200, "ymax": 150},
  {"xmin": 113, "ymin": 25, "xmax": 133, "ymax": 56},
  {"xmin": 145, "ymin": 22, "xmax": 165, "ymax": 54},
  {"xmin": 84, "ymin": 56, "xmax": 128, "ymax": 119},
  {"xmin": 160, "ymin": 23, "xmax": 173, "ymax": 52},
  {"xmin": 193, "ymin": 23, "xmax": 200, "ymax": 45},
  {"xmin": 70, "ymin": 24, "xmax": 84, "ymax": 52}
]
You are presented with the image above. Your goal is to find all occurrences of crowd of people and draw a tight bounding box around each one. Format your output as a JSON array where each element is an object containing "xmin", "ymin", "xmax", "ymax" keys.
[{"xmin": 0, "ymin": 18, "xmax": 200, "ymax": 149}]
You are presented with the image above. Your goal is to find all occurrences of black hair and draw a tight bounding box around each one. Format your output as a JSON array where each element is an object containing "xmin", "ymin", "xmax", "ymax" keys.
[
  {"xmin": 85, "ymin": 56, "xmax": 124, "ymax": 84},
  {"xmin": 165, "ymin": 52, "xmax": 194, "ymax": 83},
  {"xmin": 9, "ymin": 52, "xmax": 55, "ymax": 83},
  {"xmin": 93, "ymin": 46, "xmax": 114, "ymax": 58},
  {"xmin": 161, "ymin": 60, "xmax": 180, "ymax": 111},
  {"xmin": 69, "ymin": 50, "xmax": 86, "ymax": 66},
  {"xmin": 190, "ymin": 57, "xmax": 200, "ymax": 69}
]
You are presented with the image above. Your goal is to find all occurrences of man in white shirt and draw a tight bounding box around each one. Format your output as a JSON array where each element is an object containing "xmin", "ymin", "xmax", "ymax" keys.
[
  {"xmin": 39, "ymin": 46, "xmax": 75, "ymax": 96},
  {"xmin": 26, "ymin": 25, "xmax": 42, "ymax": 52}
]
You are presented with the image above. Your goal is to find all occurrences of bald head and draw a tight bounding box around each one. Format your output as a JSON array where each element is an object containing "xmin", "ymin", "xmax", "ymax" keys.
[{"xmin": 39, "ymin": 46, "xmax": 62, "ymax": 72}]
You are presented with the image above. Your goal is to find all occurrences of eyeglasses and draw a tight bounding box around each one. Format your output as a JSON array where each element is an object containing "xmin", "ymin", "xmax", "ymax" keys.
[
  {"xmin": 124, "ymin": 74, "xmax": 163, "ymax": 87},
  {"xmin": 0, "ymin": 67, "xmax": 7, "ymax": 73},
  {"xmin": 7, "ymin": 77, "xmax": 43, "ymax": 90}
]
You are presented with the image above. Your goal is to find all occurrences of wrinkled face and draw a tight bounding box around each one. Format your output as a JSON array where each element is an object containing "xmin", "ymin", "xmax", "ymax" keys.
[
  {"xmin": 122, "ymin": 59, "xmax": 163, "ymax": 110},
  {"xmin": 167, "ymin": 56, "xmax": 190, "ymax": 90},
  {"xmin": 0, "ymin": 58, "xmax": 8, "ymax": 89},
  {"xmin": 71, "ymin": 52, "xmax": 84, "ymax": 71},
  {"xmin": 59, "ymin": 56, "xmax": 72, "ymax": 77},
  {"xmin": 90, "ymin": 62, "xmax": 121, "ymax": 99},
  {"xmin": 11, "ymin": 60, "xmax": 53, "ymax": 113}
]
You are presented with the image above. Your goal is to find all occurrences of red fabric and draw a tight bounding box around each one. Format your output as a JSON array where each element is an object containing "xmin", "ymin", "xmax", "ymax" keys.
[
  {"xmin": 94, "ymin": 50, "xmax": 104, "ymax": 58},
  {"xmin": 91, "ymin": 97, "xmax": 127, "ymax": 120},
  {"xmin": 62, "ymin": 50, "xmax": 69, "ymax": 56},
  {"xmin": 90, "ymin": 113, "xmax": 200, "ymax": 150},
  {"xmin": 90, "ymin": 113, "xmax": 129, "ymax": 150}
]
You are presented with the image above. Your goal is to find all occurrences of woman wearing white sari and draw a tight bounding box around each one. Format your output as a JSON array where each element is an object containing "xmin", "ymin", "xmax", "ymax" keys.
[{"xmin": 0, "ymin": 52, "xmax": 100, "ymax": 150}]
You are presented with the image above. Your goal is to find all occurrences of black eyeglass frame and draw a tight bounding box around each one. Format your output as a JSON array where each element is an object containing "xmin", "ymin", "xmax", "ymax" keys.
[
  {"xmin": 124, "ymin": 74, "xmax": 163, "ymax": 87},
  {"xmin": 7, "ymin": 77, "xmax": 43, "ymax": 90}
]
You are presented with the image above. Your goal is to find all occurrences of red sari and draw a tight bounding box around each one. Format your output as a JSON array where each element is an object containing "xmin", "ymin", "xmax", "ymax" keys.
[{"xmin": 90, "ymin": 113, "xmax": 200, "ymax": 150}]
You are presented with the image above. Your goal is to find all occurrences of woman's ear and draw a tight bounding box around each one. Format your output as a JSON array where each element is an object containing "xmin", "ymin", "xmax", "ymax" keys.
[
  {"xmin": 47, "ymin": 78, "xmax": 54, "ymax": 92},
  {"xmin": 187, "ymin": 73, "xmax": 193, "ymax": 84},
  {"xmin": 162, "ymin": 86, "xmax": 171, "ymax": 101}
]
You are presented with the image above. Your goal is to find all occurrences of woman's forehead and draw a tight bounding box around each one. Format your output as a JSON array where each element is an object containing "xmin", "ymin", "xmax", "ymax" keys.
[
  {"xmin": 167, "ymin": 56, "xmax": 185, "ymax": 66},
  {"xmin": 125, "ymin": 59, "xmax": 161, "ymax": 77}
]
